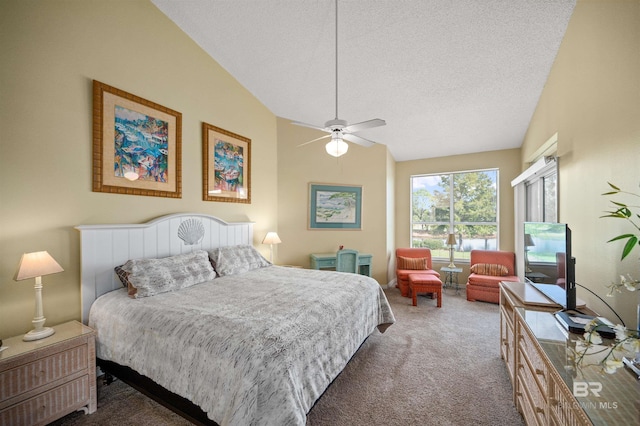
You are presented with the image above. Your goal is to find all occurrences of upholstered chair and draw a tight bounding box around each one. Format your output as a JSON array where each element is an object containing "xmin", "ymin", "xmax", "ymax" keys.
[
  {"xmin": 336, "ymin": 249, "xmax": 359, "ymax": 273},
  {"xmin": 395, "ymin": 248, "xmax": 440, "ymax": 297},
  {"xmin": 466, "ymin": 250, "xmax": 519, "ymax": 304}
]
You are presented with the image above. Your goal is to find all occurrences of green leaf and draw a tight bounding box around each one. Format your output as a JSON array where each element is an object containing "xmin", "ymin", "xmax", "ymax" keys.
[
  {"xmin": 608, "ymin": 182, "xmax": 621, "ymax": 191},
  {"xmin": 621, "ymin": 236, "xmax": 638, "ymax": 260},
  {"xmin": 607, "ymin": 234, "xmax": 636, "ymax": 243},
  {"xmin": 611, "ymin": 201, "xmax": 628, "ymax": 207}
]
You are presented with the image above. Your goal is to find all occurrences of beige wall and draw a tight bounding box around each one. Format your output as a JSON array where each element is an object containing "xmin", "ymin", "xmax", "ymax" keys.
[
  {"xmin": 0, "ymin": 1, "xmax": 278, "ymax": 338},
  {"xmin": 3, "ymin": 0, "xmax": 637, "ymax": 340},
  {"xmin": 395, "ymin": 149, "xmax": 522, "ymax": 281},
  {"xmin": 521, "ymin": 0, "xmax": 640, "ymax": 326},
  {"xmin": 276, "ymin": 118, "xmax": 393, "ymax": 284}
]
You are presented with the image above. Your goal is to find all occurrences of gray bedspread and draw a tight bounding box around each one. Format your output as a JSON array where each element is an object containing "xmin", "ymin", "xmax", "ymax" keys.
[{"xmin": 89, "ymin": 266, "xmax": 395, "ymax": 425}]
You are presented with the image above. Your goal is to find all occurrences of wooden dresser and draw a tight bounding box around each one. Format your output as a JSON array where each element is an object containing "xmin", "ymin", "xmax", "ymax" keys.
[
  {"xmin": 0, "ymin": 321, "xmax": 96, "ymax": 425},
  {"xmin": 500, "ymin": 282, "xmax": 640, "ymax": 426}
]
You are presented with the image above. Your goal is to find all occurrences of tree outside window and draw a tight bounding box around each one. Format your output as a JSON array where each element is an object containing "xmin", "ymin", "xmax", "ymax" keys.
[{"xmin": 411, "ymin": 169, "xmax": 499, "ymax": 261}]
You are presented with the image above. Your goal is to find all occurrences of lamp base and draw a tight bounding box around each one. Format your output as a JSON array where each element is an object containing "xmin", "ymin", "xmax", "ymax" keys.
[
  {"xmin": 448, "ymin": 262, "xmax": 456, "ymax": 268},
  {"xmin": 23, "ymin": 327, "xmax": 55, "ymax": 342}
]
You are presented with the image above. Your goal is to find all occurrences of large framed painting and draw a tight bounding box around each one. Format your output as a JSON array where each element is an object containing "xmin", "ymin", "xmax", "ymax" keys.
[
  {"xmin": 202, "ymin": 122, "xmax": 251, "ymax": 203},
  {"xmin": 309, "ymin": 183, "xmax": 362, "ymax": 229},
  {"xmin": 92, "ymin": 80, "xmax": 182, "ymax": 198}
]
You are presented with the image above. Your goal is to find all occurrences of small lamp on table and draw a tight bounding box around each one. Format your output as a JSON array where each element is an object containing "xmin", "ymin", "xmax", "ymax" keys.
[
  {"xmin": 14, "ymin": 251, "xmax": 64, "ymax": 341},
  {"xmin": 524, "ymin": 233, "xmax": 535, "ymax": 273},
  {"xmin": 262, "ymin": 232, "xmax": 282, "ymax": 263},
  {"xmin": 447, "ymin": 233, "xmax": 457, "ymax": 268}
]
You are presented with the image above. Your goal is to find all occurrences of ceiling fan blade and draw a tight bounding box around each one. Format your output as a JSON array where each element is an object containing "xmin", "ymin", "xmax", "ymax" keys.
[
  {"xmin": 297, "ymin": 134, "xmax": 331, "ymax": 147},
  {"xmin": 342, "ymin": 133, "xmax": 377, "ymax": 148},
  {"xmin": 342, "ymin": 118, "xmax": 386, "ymax": 133},
  {"xmin": 291, "ymin": 120, "xmax": 329, "ymax": 132}
]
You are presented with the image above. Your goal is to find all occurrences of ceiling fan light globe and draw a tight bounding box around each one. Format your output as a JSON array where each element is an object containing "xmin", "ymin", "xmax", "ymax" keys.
[{"xmin": 325, "ymin": 139, "xmax": 348, "ymax": 157}]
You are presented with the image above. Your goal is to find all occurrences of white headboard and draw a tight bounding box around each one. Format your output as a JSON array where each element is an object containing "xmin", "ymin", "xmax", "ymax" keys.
[{"xmin": 75, "ymin": 213, "xmax": 254, "ymax": 324}]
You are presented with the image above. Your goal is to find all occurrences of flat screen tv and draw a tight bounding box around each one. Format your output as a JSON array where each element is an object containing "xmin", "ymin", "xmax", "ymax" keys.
[{"xmin": 524, "ymin": 222, "xmax": 576, "ymax": 311}]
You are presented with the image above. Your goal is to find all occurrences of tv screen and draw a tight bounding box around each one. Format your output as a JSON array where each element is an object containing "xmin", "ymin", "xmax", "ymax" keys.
[{"xmin": 524, "ymin": 222, "xmax": 576, "ymax": 310}]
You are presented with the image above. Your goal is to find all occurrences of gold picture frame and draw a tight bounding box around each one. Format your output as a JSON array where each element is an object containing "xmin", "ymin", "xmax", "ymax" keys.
[
  {"xmin": 92, "ymin": 80, "xmax": 182, "ymax": 198},
  {"xmin": 202, "ymin": 122, "xmax": 251, "ymax": 203}
]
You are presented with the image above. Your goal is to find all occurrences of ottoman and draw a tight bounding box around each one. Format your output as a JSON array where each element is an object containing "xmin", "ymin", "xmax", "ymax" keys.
[{"xmin": 408, "ymin": 273, "xmax": 443, "ymax": 307}]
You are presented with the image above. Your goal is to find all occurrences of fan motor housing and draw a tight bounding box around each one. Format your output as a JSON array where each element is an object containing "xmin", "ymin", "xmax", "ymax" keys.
[{"xmin": 324, "ymin": 119, "xmax": 347, "ymax": 130}]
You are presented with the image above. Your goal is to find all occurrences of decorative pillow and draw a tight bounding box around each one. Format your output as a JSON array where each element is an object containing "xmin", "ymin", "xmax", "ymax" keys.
[
  {"xmin": 470, "ymin": 263, "xmax": 509, "ymax": 276},
  {"xmin": 208, "ymin": 244, "xmax": 271, "ymax": 277},
  {"xmin": 119, "ymin": 250, "xmax": 216, "ymax": 298},
  {"xmin": 397, "ymin": 256, "xmax": 428, "ymax": 270},
  {"xmin": 114, "ymin": 265, "xmax": 129, "ymax": 288}
]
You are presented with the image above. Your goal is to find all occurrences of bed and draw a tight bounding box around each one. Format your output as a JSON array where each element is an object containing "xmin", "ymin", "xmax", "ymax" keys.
[{"xmin": 76, "ymin": 213, "xmax": 395, "ymax": 425}]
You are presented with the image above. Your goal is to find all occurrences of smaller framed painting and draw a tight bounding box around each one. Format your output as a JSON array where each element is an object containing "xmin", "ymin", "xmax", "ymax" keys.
[
  {"xmin": 309, "ymin": 183, "xmax": 362, "ymax": 229},
  {"xmin": 202, "ymin": 122, "xmax": 251, "ymax": 203},
  {"xmin": 92, "ymin": 80, "xmax": 182, "ymax": 198}
]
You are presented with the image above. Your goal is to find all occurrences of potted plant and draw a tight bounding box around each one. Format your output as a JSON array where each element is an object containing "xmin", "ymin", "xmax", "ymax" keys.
[{"xmin": 575, "ymin": 183, "xmax": 640, "ymax": 375}]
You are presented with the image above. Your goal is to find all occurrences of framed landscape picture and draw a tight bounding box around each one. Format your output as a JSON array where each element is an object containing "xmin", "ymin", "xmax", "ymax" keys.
[
  {"xmin": 309, "ymin": 183, "xmax": 362, "ymax": 229},
  {"xmin": 92, "ymin": 80, "xmax": 182, "ymax": 198},
  {"xmin": 202, "ymin": 122, "xmax": 251, "ymax": 203}
]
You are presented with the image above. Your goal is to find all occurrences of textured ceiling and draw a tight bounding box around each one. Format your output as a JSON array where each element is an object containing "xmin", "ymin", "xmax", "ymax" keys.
[{"xmin": 151, "ymin": 0, "xmax": 576, "ymax": 161}]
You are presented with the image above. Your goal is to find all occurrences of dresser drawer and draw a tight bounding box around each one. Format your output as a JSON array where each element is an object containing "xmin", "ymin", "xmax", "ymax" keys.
[
  {"xmin": 0, "ymin": 375, "xmax": 90, "ymax": 426},
  {"xmin": 518, "ymin": 324, "xmax": 548, "ymax": 394},
  {"xmin": 0, "ymin": 343, "xmax": 88, "ymax": 403},
  {"xmin": 516, "ymin": 369, "xmax": 540, "ymax": 426},
  {"xmin": 501, "ymin": 310, "xmax": 515, "ymax": 383},
  {"xmin": 518, "ymin": 352, "xmax": 547, "ymax": 425}
]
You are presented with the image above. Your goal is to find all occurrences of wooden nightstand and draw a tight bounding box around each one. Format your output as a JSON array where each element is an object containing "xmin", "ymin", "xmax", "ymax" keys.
[{"xmin": 0, "ymin": 321, "xmax": 97, "ymax": 425}]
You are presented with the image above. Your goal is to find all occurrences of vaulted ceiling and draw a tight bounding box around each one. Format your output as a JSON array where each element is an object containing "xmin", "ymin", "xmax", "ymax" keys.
[{"xmin": 151, "ymin": 0, "xmax": 576, "ymax": 161}]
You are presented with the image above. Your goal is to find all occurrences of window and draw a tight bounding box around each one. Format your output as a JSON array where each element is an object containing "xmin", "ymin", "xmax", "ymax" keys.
[
  {"xmin": 525, "ymin": 167, "xmax": 557, "ymax": 222},
  {"xmin": 411, "ymin": 169, "xmax": 499, "ymax": 261}
]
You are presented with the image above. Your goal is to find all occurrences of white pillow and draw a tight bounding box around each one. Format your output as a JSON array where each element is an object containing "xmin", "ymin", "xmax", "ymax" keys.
[
  {"xmin": 121, "ymin": 250, "xmax": 215, "ymax": 298},
  {"xmin": 208, "ymin": 245, "xmax": 271, "ymax": 277}
]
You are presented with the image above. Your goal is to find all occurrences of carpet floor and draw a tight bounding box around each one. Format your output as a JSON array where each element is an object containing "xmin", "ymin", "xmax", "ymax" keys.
[{"xmin": 51, "ymin": 286, "xmax": 524, "ymax": 426}]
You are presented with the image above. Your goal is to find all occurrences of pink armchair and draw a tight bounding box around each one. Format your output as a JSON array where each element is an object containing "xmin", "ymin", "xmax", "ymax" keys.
[
  {"xmin": 395, "ymin": 248, "xmax": 440, "ymax": 297},
  {"xmin": 466, "ymin": 250, "xmax": 519, "ymax": 304}
]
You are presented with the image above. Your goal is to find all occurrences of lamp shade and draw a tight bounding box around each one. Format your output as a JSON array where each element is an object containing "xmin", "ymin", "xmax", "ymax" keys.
[
  {"xmin": 325, "ymin": 138, "xmax": 349, "ymax": 157},
  {"xmin": 14, "ymin": 251, "xmax": 64, "ymax": 281},
  {"xmin": 524, "ymin": 233, "xmax": 535, "ymax": 247},
  {"xmin": 262, "ymin": 232, "xmax": 282, "ymax": 245},
  {"xmin": 446, "ymin": 233, "xmax": 457, "ymax": 246}
]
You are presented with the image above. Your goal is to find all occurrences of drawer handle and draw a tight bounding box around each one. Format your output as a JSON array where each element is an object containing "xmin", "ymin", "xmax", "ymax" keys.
[
  {"xmin": 535, "ymin": 407, "xmax": 545, "ymax": 414},
  {"xmin": 549, "ymin": 398, "xmax": 558, "ymax": 406},
  {"xmin": 535, "ymin": 368, "xmax": 544, "ymax": 376}
]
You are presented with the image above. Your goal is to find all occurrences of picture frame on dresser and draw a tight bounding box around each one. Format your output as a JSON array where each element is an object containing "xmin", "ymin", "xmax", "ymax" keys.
[
  {"xmin": 202, "ymin": 122, "xmax": 251, "ymax": 203},
  {"xmin": 92, "ymin": 80, "xmax": 182, "ymax": 198},
  {"xmin": 309, "ymin": 183, "xmax": 362, "ymax": 229}
]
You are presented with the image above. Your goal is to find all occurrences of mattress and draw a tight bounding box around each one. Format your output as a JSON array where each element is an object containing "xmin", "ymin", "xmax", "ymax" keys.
[{"xmin": 89, "ymin": 265, "xmax": 395, "ymax": 425}]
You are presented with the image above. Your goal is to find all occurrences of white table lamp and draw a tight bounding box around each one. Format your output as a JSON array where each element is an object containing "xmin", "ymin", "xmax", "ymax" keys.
[
  {"xmin": 262, "ymin": 232, "xmax": 282, "ymax": 263},
  {"xmin": 524, "ymin": 233, "xmax": 535, "ymax": 273},
  {"xmin": 14, "ymin": 251, "xmax": 64, "ymax": 341},
  {"xmin": 447, "ymin": 233, "xmax": 457, "ymax": 268}
]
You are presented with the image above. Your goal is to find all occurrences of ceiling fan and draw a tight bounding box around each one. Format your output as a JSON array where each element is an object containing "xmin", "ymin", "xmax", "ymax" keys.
[{"xmin": 293, "ymin": 0, "xmax": 386, "ymax": 157}]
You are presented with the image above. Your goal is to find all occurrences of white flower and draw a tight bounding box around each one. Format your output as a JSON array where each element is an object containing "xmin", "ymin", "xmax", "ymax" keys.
[
  {"xmin": 613, "ymin": 324, "xmax": 628, "ymax": 341},
  {"xmin": 607, "ymin": 273, "xmax": 640, "ymax": 296},
  {"xmin": 621, "ymin": 337, "xmax": 640, "ymax": 354},
  {"xmin": 584, "ymin": 319, "xmax": 599, "ymax": 333},
  {"xmin": 603, "ymin": 359, "xmax": 624, "ymax": 374},
  {"xmin": 621, "ymin": 273, "xmax": 640, "ymax": 291},
  {"xmin": 583, "ymin": 330, "xmax": 602, "ymax": 345}
]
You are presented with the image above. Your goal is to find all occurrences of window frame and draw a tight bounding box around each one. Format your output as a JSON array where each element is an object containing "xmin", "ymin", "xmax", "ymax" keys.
[{"xmin": 410, "ymin": 168, "xmax": 500, "ymax": 261}]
